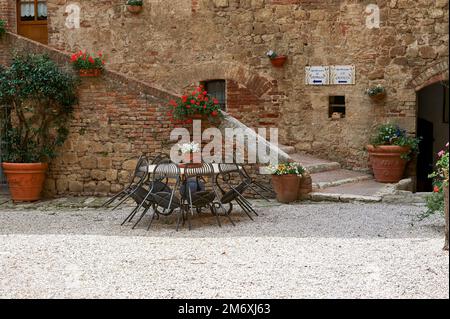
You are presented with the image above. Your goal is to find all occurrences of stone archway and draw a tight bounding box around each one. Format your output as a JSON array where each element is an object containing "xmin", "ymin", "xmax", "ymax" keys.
[
  {"xmin": 413, "ymin": 60, "xmax": 449, "ymax": 192},
  {"xmin": 409, "ymin": 59, "xmax": 449, "ymax": 92}
]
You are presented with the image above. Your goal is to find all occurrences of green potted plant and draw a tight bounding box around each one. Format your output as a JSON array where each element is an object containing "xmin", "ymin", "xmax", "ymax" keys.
[
  {"xmin": 424, "ymin": 143, "xmax": 449, "ymax": 250},
  {"xmin": 168, "ymin": 85, "xmax": 223, "ymax": 124},
  {"xmin": 268, "ymin": 162, "xmax": 305, "ymax": 203},
  {"xmin": 0, "ymin": 19, "xmax": 6, "ymax": 38},
  {"xmin": 266, "ymin": 50, "xmax": 287, "ymax": 67},
  {"xmin": 0, "ymin": 54, "xmax": 78, "ymax": 201},
  {"xmin": 366, "ymin": 123, "xmax": 421, "ymax": 183},
  {"xmin": 126, "ymin": 0, "xmax": 143, "ymax": 13},
  {"xmin": 70, "ymin": 51, "xmax": 105, "ymax": 77},
  {"xmin": 366, "ymin": 84, "xmax": 386, "ymax": 102}
]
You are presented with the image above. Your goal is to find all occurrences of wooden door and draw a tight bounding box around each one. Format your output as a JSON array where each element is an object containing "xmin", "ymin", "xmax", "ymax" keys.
[{"xmin": 17, "ymin": 0, "xmax": 48, "ymax": 44}]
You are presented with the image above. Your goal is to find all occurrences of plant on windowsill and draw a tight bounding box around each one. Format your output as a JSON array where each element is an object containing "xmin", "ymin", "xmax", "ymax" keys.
[
  {"xmin": 168, "ymin": 85, "xmax": 223, "ymax": 124},
  {"xmin": 0, "ymin": 54, "xmax": 78, "ymax": 202},
  {"xmin": 366, "ymin": 123, "xmax": 421, "ymax": 183},
  {"xmin": 70, "ymin": 51, "xmax": 105, "ymax": 77},
  {"xmin": 366, "ymin": 84, "xmax": 386, "ymax": 102},
  {"xmin": 266, "ymin": 50, "xmax": 287, "ymax": 67},
  {"xmin": 0, "ymin": 19, "xmax": 6, "ymax": 38},
  {"xmin": 126, "ymin": 0, "xmax": 143, "ymax": 13},
  {"xmin": 268, "ymin": 162, "xmax": 306, "ymax": 203},
  {"xmin": 421, "ymin": 143, "xmax": 449, "ymax": 250}
]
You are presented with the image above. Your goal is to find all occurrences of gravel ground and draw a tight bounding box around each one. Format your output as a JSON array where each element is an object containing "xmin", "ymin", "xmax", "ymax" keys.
[{"xmin": 0, "ymin": 201, "xmax": 448, "ymax": 299}]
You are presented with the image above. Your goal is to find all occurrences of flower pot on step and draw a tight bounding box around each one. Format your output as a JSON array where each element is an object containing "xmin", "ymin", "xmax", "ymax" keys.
[
  {"xmin": 270, "ymin": 56, "xmax": 287, "ymax": 67},
  {"xmin": 367, "ymin": 145, "xmax": 410, "ymax": 183},
  {"xmin": 2, "ymin": 163, "xmax": 48, "ymax": 202},
  {"xmin": 271, "ymin": 174, "xmax": 299, "ymax": 203}
]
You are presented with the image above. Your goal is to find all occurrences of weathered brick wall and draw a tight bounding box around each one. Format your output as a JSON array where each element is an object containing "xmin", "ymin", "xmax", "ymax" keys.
[
  {"xmin": 0, "ymin": 0, "xmax": 16, "ymax": 32},
  {"xmin": 0, "ymin": 33, "xmax": 180, "ymax": 196},
  {"xmin": 4, "ymin": 0, "xmax": 450, "ymax": 170}
]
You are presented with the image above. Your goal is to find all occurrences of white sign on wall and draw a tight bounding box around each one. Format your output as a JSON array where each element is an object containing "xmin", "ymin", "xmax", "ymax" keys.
[
  {"xmin": 305, "ymin": 66, "xmax": 330, "ymax": 85},
  {"xmin": 330, "ymin": 65, "xmax": 356, "ymax": 85}
]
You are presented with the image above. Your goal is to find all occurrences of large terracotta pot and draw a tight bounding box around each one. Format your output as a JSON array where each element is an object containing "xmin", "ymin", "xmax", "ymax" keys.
[
  {"xmin": 270, "ymin": 55, "xmax": 287, "ymax": 67},
  {"xmin": 367, "ymin": 145, "xmax": 410, "ymax": 183},
  {"xmin": 2, "ymin": 163, "xmax": 48, "ymax": 202},
  {"xmin": 444, "ymin": 185, "xmax": 449, "ymax": 251},
  {"xmin": 271, "ymin": 174, "xmax": 299, "ymax": 204}
]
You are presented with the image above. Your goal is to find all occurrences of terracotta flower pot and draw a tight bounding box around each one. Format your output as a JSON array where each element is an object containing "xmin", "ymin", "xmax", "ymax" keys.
[
  {"xmin": 444, "ymin": 185, "xmax": 449, "ymax": 251},
  {"xmin": 79, "ymin": 69, "xmax": 101, "ymax": 77},
  {"xmin": 2, "ymin": 163, "xmax": 48, "ymax": 202},
  {"xmin": 270, "ymin": 56, "xmax": 287, "ymax": 67},
  {"xmin": 367, "ymin": 145, "xmax": 410, "ymax": 183},
  {"xmin": 190, "ymin": 114, "xmax": 207, "ymax": 120},
  {"xmin": 370, "ymin": 92, "xmax": 386, "ymax": 102},
  {"xmin": 271, "ymin": 174, "xmax": 300, "ymax": 204},
  {"xmin": 127, "ymin": 5, "xmax": 143, "ymax": 14}
]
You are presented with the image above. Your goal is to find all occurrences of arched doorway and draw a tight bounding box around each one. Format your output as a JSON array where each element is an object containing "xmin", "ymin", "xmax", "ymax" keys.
[
  {"xmin": 416, "ymin": 81, "xmax": 449, "ymax": 192},
  {"xmin": 16, "ymin": 0, "xmax": 48, "ymax": 44}
]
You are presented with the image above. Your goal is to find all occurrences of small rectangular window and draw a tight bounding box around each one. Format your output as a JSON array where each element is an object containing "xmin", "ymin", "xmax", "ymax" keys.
[
  {"xmin": 329, "ymin": 96, "xmax": 346, "ymax": 119},
  {"xmin": 204, "ymin": 80, "xmax": 226, "ymax": 111}
]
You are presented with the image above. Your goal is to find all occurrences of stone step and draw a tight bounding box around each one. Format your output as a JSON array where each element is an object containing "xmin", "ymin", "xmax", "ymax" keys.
[
  {"xmin": 311, "ymin": 169, "xmax": 373, "ymax": 190},
  {"xmin": 289, "ymin": 153, "xmax": 341, "ymax": 174},
  {"xmin": 278, "ymin": 144, "xmax": 296, "ymax": 155},
  {"xmin": 309, "ymin": 179, "xmax": 393, "ymax": 203},
  {"xmin": 310, "ymin": 192, "xmax": 382, "ymax": 203}
]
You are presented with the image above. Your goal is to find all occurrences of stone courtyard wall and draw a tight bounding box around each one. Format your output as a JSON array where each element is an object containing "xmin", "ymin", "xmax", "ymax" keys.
[{"xmin": 2, "ymin": 0, "xmax": 449, "ymax": 170}]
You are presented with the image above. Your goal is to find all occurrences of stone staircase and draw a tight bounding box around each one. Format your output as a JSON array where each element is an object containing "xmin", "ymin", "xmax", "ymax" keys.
[{"xmin": 279, "ymin": 145, "xmax": 411, "ymax": 203}]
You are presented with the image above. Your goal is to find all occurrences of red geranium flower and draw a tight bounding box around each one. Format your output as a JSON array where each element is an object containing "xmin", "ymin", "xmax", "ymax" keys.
[
  {"xmin": 434, "ymin": 186, "xmax": 440, "ymax": 193},
  {"xmin": 88, "ymin": 56, "xmax": 95, "ymax": 64},
  {"xmin": 190, "ymin": 100, "xmax": 196, "ymax": 104},
  {"xmin": 182, "ymin": 95, "xmax": 188, "ymax": 103},
  {"xmin": 211, "ymin": 111, "xmax": 218, "ymax": 117},
  {"xmin": 213, "ymin": 99, "xmax": 219, "ymax": 105}
]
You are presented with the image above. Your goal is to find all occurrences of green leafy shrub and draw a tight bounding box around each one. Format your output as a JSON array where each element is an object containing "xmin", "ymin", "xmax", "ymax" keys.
[
  {"xmin": 370, "ymin": 123, "xmax": 421, "ymax": 160},
  {"xmin": 0, "ymin": 54, "xmax": 78, "ymax": 163}
]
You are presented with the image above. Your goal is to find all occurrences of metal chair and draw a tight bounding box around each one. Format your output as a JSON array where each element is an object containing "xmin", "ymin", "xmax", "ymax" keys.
[
  {"xmin": 182, "ymin": 163, "xmax": 232, "ymax": 228},
  {"xmin": 102, "ymin": 155, "xmax": 149, "ymax": 210},
  {"xmin": 130, "ymin": 160, "xmax": 184, "ymax": 231},
  {"xmin": 215, "ymin": 163, "xmax": 258, "ymax": 221},
  {"xmin": 240, "ymin": 165, "xmax": 276, "ymax": 201}
]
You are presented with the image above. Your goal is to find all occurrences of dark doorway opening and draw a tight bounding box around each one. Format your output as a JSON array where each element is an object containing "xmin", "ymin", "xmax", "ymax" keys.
[{"xmin": 416, "ymin": 81, "xmax": 449, "ymax": 192}]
